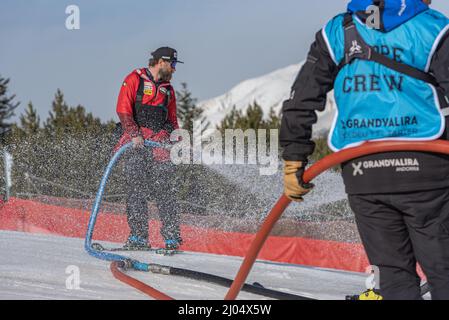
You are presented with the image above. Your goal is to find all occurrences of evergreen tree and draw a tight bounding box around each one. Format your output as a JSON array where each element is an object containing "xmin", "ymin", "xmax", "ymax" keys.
[
  {"xmin": 0, "ymin": 75, "xmax": 19, "ymax": 135},
  {"xmin": 44, "ymin": 89, "xmax": 69, "ymax": 136},
  {"xmin": 237, "ymin": 102, "xmax": 264, "ymax": 129},
  {"xmin": 217, "ymin": 102, "xmax": 284, "ymax": 155},
  {"xmin": 264, "ymin": 107, "xmax": 281, "ymax": 129},
  {"xmin": 20, "ymin": 102, "xmax": 40, "ymax": 135},
  {"xmin": 218, "ymin": 101, "xmax": 275, "ymax": 132},
  {"xmin": 217, "ymin": 105, "xmax": 242, "ymax": 133},
  {"xmin": 44, "ymin": 89, "xmax": 104, "ymax": 136},
  {"xmin": 176, "ymin": 82, "xmax": 209, "ymax": 133}
]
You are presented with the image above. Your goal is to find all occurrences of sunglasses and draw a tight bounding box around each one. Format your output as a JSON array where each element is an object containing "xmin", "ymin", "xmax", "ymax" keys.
[{"xmin": 163, "ymin": 60, "xmax": 177, "ymax": 69}]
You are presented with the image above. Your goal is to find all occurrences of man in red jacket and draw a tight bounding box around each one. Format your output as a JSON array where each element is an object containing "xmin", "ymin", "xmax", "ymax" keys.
[{"xmin": 115, "ymin": 47, "xmax": 183, "ymax": 251}]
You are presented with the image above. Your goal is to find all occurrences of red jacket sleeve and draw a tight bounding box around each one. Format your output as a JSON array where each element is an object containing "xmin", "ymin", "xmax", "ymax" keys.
[{"xmin": 116, "ymin": 72, "xmax": 141, "ymax": 138}]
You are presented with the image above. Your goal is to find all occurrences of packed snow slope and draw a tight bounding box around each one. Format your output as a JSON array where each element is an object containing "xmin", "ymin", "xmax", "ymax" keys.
[
  {"xmin": 198, "ymin": 63, "xmax": 336, "ymax": 135},
  {"xmin": 0, "ymin": 231, "xmax": 367, "ymax": 300}
]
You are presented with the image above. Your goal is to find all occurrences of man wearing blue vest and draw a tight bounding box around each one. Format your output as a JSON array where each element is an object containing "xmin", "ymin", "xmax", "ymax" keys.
[{"xmin": 280, "ymin": 0, "xmax": 449, "ymax": 299}]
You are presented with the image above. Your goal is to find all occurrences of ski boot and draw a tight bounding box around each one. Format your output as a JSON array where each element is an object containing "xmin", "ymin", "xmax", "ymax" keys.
[
  {"xmin": 123, "ymin": 235, "xmax": 151, "ymax": 251},
  {"xmin": 165, "ymin": 238, "xmax": 182, "ymax": 251},
  {"xmin": 346, "ymin": 289, "xmax": 383, "ymax": 300},
  {"xmin": 155, "ymin": 238, "xmax": 183, "ymax": 255}
]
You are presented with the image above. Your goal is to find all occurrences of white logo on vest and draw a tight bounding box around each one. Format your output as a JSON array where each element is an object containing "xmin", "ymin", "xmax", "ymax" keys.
[
  {"xmin": 352, "ymin": 158, "xmax": 420, "ymax": 176},
  {"xmin": 352, "ymin": 162, "xmax": 364, "ymax": 176},
  {"xmin": 349, "ymin": 40, "xmax": 363, "ymax": 57}
]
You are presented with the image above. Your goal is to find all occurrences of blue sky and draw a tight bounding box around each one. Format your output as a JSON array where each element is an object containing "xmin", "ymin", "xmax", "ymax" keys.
[{"xmin": 1, "ymin": 0, "xmax": 449, "ymax": 123}]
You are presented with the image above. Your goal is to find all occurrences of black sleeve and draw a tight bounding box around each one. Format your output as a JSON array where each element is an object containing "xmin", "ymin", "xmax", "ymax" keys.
[
  {"xmin": 280, "ymin": 30, "xmax": 338, "ymax": 162},
  {"xmin": 429, "ymin": 30, "xmax": 449, "ymax": 102}
]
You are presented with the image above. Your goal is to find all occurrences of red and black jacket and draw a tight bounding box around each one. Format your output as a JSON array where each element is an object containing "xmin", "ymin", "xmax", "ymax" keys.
[{"xmin": 114, "ymin": 68, "xmax": 179, "ymax": 160}]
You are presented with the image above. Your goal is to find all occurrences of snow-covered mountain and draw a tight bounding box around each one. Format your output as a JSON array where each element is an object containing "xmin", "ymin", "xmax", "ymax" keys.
[{"xmin": 198, "ymin": 63, "xmax": 336, "ymax": 136}]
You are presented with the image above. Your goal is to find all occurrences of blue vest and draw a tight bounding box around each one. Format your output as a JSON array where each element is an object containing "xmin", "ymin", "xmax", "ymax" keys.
[{"xmin": 322, "ymin": 9, "xmax": 449, "ymax": 151}]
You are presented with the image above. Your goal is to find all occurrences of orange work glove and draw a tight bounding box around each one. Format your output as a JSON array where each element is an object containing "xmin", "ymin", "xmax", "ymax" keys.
[{"xmin": 283, "ymin": 161, "xmax": 314, "ymax": 202}]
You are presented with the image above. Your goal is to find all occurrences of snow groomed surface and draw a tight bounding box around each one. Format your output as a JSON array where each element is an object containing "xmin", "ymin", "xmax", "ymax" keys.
[{"xmin": 0, "ymin": 230, "xmax": 367, "ymax": 300}]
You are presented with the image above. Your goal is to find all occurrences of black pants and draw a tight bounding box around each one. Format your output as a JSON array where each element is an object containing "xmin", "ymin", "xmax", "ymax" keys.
[
  {"xmin": 348, "ymin": 188, "xmax": 449, "ymax": 300},
  {"xmin": 124, "ymin": 148, "xmax": 180, "ymax": 242}
]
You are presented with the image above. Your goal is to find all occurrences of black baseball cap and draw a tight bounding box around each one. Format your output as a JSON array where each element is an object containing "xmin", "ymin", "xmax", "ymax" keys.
[{"xmin": 151, "ymin": 47, "xmax": 184, "ymax": 64}]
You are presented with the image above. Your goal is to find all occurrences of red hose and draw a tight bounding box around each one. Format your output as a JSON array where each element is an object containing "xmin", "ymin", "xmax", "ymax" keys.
[
  {"xmin": 110, "ymin": 261, "xmax": 174, "ymax": 300},
  {"xmin": 224, "ymin": 140, "xmax": 449, "ymax": 300}
]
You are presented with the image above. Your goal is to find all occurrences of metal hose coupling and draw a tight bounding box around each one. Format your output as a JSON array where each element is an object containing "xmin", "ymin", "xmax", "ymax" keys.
[
  {"xmin": 118, "ymin": 259, "xmax": 134, "ymax": 270},
  {"xmin": 148, "ymin": 264, "xmax": 171, "ymax": 275}
]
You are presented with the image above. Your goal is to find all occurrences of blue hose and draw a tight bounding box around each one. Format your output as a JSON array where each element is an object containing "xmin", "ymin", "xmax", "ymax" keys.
[{"xmin": 84, "ymin": 140, "xmax": 163, "ymax": 266}]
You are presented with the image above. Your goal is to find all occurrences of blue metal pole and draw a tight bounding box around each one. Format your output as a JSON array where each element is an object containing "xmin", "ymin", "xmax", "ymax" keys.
[{"xmin": 84, "ymin": 140, "xmax": 163, "ymax": 264}]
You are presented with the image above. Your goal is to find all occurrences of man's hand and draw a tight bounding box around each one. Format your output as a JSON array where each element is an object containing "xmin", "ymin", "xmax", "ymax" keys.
[
  {"xmin": 283, "ymin": 161, "xmax": 314, "ymax": 202},
  {"xmin": 131, "ymin": 136, "xmax": 144, "ymax": 148},
  {"xmin": 153, "ymin": 129, "xmax": 170, "ymax": 142}
]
